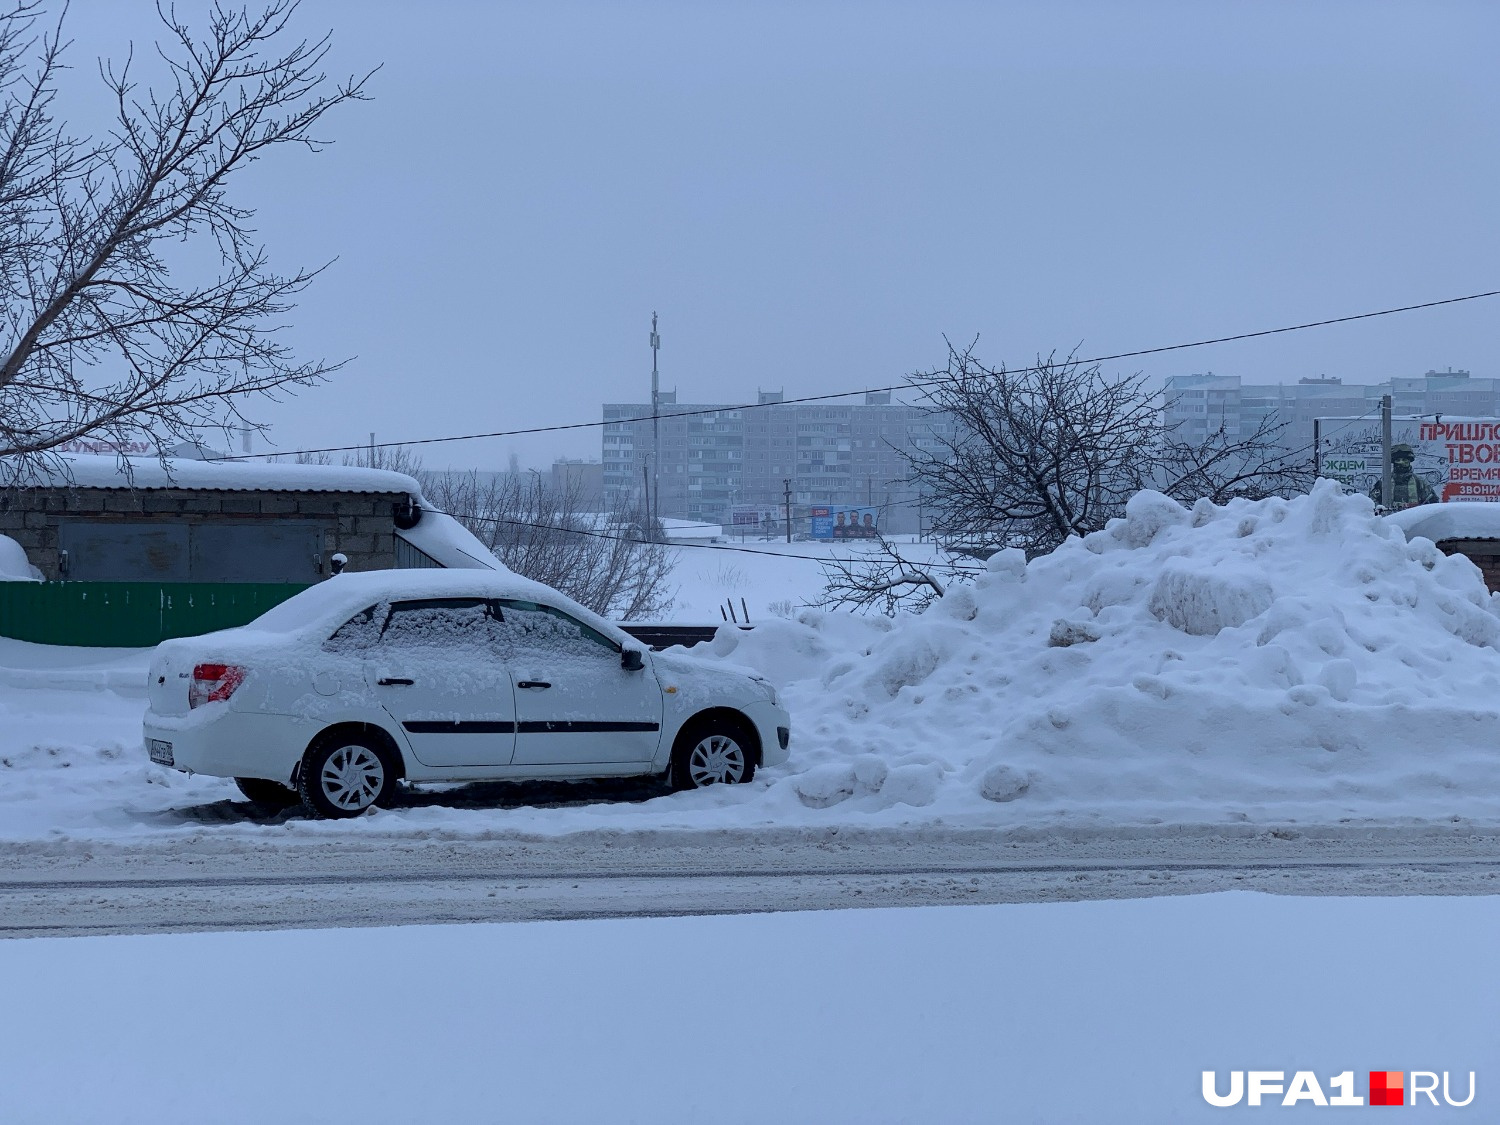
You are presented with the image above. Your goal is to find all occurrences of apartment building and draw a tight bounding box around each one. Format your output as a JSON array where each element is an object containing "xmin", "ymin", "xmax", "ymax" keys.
[
  {"xmin": 602, "ymin": 390, "xmax": 955, "ymax": 532},
  {"xmin": 1164, "ymin": 369, "xmax": 1496, "ymax": 460}
]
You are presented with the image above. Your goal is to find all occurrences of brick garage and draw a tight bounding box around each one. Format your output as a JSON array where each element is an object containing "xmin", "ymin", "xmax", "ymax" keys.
[{"xmin": 0, "ymin": 459, "xmax": 426, "ymax": 583}]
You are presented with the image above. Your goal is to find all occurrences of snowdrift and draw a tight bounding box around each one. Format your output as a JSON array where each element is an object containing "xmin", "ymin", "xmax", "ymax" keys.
[
  {"xmin": 0, "ymin": 534, "xmax": 40, "ymax": 581},
  {"xmin": 700, "ymin": 480, "xmax": 1500, "ymax": 825}
]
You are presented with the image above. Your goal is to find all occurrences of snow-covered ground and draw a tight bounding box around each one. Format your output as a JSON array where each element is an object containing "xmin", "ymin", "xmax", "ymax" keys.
[
  {"xmin": 3, "ymin": 490, "xmax": 1497, "ymax": 1125},
  {"xmin": 5, "ymin": 483, "xmax": 1500, "ymax": 842},
  {"xmin": 662, "ymin": 535, "xmax": 956, "ymax": 623},
  {"xmin": 1, "ymin": 892, "xmax": 1493, "ymax": 1124}
]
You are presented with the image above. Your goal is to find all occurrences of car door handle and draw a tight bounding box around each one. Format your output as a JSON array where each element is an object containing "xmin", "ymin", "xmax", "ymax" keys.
[
  {"xmin": 517, "ymin": 680, "xmax": 552, "ymax": 690},
  {"xmin": 377, "ymin": 677, "xmax": 415, "ymax": 686}
]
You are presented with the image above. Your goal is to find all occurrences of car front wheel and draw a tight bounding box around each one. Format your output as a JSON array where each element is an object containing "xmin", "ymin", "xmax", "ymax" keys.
[
  {"xmin": 671, "ymin": 720, "xmax": 756, "ymax": 790},
  {"xmin": 298, "ymin": 736, "xmax": 396, "ymax": 819}
]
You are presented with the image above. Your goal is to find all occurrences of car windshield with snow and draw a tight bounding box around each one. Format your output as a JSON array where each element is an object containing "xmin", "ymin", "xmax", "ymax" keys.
[{"xmin": 142, "ymin": 570, "xmax": 790, "ymax": 818}]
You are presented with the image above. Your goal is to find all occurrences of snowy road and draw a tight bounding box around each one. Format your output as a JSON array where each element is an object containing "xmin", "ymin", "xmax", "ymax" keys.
[{"xmin": 5, "ymin": 824, "xmax": 1498, "ymax": 937}]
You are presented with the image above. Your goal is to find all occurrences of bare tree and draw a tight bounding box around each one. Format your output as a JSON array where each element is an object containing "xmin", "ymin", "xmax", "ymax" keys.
[
  {"xmin": 422, "ymin": 469, "xmax": 676, "ymax": 621},
  {"xmin": 1155, "ymin": 410, "xmax": 1310, "ymax": 507},
  {"xmin": 271, "ymin": 446, "xmax": 676, "ymax": 617},
  {"xmin": 815, "ymin": 532, "xmax": 964, "ymax": 616},
  {"xmin": 339, "ymin": 442, "xmax": 424, "ymax": 478},
  {"xmin": 903, "ymin": 342, "xmax": 1311, "ymax": 557},
  {"xmin": 0, "ymin": 1, "xmax": 372, "ymax": 481},
  {"xmin": 274, "ymin": 443, "xmax": 423, "ymax": 475}
]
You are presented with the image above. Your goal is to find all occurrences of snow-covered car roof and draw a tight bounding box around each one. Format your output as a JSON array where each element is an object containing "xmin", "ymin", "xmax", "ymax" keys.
[
  {"xmin": 2, "ymin": 453, "xmax": 421, "ymax": 495},
  {"xmin": 243, "ymin": 569, "xmax": 636, "ymax": 649},
  {"xmin": 1386, "ymin": 502, "xmax": 1500, "ymax": 543}
]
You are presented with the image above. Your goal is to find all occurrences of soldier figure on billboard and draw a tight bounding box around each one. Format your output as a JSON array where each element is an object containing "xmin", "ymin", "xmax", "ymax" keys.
[{"xmin": 1369, "ymin": 444, "xmax": 1438, "ymax": 508}]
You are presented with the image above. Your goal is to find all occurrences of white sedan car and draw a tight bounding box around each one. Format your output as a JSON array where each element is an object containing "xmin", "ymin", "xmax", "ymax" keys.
[{"xmin": 143, "ymin": 570, "xmax": 789, "ymax": 818}]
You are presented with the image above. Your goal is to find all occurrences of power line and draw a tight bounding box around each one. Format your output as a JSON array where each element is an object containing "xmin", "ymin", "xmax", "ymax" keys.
[
  {"xmin": 448, "ymin": 404, "xmax": 1390, "ymax": 566},
  {"xmin": 216, "ymin": 288, "xmax": 1500, "ymax": 463}
]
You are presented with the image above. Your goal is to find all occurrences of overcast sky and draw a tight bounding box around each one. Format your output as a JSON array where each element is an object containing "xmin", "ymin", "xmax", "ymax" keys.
[{"xmin": 59, "ymin": 0, "xmax": 1500, "ymax": 469}]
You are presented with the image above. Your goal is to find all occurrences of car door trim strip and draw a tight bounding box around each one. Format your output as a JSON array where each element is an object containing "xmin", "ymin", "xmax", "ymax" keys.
[
  {"xmin": 401, "ymin": 720, "xmax": 661, "ymax": 735},
  {"xmin": 516, "ymin": 720, "xmax": 661, "ymax": 734},
  {"xmin": 402, "ymin": 720, "xmax": 517, "ymax": 734}
]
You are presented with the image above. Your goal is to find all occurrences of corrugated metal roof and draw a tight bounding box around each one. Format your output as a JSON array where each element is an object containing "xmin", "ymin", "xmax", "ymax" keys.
[{"xmin": 2, "ymin": 454, "xmax": 420, "ymax": 495}]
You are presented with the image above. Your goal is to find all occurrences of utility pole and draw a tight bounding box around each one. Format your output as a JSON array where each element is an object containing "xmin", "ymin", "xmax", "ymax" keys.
[
  {"xmin": 1380, "ymin": 393, "xmax": 1394, "ymax": 510},
  {"xmin": 641, "ymin": 463, "xmax": 651, "ymax": 537},
  {"xmin": 650, "ymin": 312, "xmax": 661, "ymax": 540},
  {"xmin": 783, "ymin": 478, "xmax": 792, "ymax": 544}
]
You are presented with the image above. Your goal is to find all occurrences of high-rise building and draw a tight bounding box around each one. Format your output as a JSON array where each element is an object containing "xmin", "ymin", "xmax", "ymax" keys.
[
  {"xmin": 602, "ymin": 390, "xmax": 955, "ymax": 532},
  {"xmin": 1163, "ymin": 369, "xmax": 1497, "ymax": 463}
]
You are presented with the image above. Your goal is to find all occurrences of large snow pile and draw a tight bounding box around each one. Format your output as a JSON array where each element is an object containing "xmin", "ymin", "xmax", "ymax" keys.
[{"xmin": 700, "ymin": 480, "xmax": 1500, "ymax": 825}]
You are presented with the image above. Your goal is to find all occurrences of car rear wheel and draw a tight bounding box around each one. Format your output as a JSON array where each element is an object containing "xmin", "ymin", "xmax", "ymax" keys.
[
  {"xmin": 670, "ymin": 719, "xmax": 756, "ymax": 791},
  {"xmin": 298, "ymin": 736, "xmax": 396, "ymax": 819},
  {"xmin": 234, "ymin": 777, "xmax": 300, "ymax": 810}
]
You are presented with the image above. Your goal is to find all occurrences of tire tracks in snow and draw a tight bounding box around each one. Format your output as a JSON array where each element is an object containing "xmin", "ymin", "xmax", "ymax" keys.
[
  {"xmin": 2, "ymin": 825, "xmax": 1498, "ymax": 937},
  {"xmin": 4, "ymin": 855, "xmax": 1500, "ymax": 893}
]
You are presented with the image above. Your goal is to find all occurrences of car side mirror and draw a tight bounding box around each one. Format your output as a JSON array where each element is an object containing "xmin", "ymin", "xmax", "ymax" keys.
[{"xmin": 621, "ymin": 648, "xmax": 645, "ymax": 672}]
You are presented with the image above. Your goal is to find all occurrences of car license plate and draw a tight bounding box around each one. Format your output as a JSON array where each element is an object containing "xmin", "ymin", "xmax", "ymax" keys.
[{"xmin": 148, "ymin": 739, "xmax": 174, "ymax": 767}]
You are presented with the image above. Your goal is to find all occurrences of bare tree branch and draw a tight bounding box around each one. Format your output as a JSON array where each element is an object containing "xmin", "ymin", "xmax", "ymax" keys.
[
  {"xmin": 420, "ymin": 467, "xmax": 677, "ymax": 621},
  {"xmin": 902, "ymin": 341, "xmax": 1312, "ymax": 558},
  {"xmin": 0, "ymin": 1, "xmax": 373, "ymax": 481},
  {"xmin": 815, "ymin": 531, "xmax": 963, "ymax": 616}
]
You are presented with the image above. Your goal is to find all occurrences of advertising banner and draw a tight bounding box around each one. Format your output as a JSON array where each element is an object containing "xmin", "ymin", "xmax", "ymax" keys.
[
  {"xmin": 810, "ymin": 505, "xmax": 880, "ymax": 539},
  {"xmin": 1317, "ymin": 416, "xmax": 1500, "ymax": 505}
]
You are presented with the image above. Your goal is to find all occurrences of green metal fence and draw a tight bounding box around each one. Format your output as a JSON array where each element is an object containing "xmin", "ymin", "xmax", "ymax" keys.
[{"xmin": 0, "ymin": 582, "xmax": 312, "ymax": 648}]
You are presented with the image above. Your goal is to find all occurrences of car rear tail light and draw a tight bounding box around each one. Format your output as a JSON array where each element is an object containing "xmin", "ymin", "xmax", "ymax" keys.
[{"xmin": 189, "ymin": 663, "xmax": 246, "ymax": 709}]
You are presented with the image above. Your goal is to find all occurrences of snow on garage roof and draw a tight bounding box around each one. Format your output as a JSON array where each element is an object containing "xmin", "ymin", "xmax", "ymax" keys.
[
  {"xmin": 3, "ymin": 453, "xmax": 422, "ymax": 495},
  {"xmin": 397, "ymin": 505, "xmax": 507, "ymax": 571},
  {"xmin": 8, "ymin": 454, "xmax": 512, "ymax": 571},
  {"xmin": 1386, "ymin": 502, "xmax": 1500, "ymax": 543}
]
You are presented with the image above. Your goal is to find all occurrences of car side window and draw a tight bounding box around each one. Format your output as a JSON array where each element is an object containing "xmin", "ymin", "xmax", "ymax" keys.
[
  {"xmin": 496, "ymin": 599, "xmax": 618, "ymax": 663},
  {"xmin": 378, "ymin": 598, "xmax": 508, "ymax": 655},
  {"xmin": 324, "ymin": 603, "xmax": 387, "ymax": 653}
]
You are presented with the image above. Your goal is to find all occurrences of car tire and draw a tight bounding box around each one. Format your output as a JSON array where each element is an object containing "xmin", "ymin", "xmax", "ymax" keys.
[
  {"xmin": 670, "ymin": 717, "xmax": 757, "ymax": 791},
  {"xmin": 297, "ymin": 734, "xmax": 397, "ymax": 819},
  {"xmin": 234, "ymin": 777, "xmax": 300, "ymax": 810}
]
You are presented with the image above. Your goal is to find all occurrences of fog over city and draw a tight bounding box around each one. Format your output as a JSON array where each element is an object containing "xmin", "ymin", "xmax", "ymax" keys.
[{"xmin": 49, "ymin": 1, "xmax": 1500, "ymax": 469}]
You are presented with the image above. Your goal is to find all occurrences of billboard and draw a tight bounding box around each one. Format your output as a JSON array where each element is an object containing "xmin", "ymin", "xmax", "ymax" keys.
[
  {"xmin": 810, "ymin": 505, "xmax": 880, "ymax": 539},
  {"xmin": 1317, "ymin": 417, "xmax": 1500, "ymax": 505}
]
